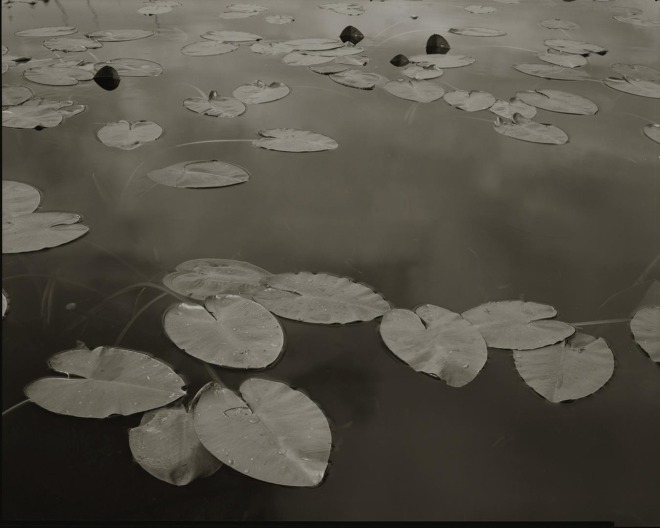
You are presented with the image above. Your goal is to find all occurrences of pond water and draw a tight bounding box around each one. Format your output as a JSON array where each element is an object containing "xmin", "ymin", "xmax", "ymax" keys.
[{"xmin": 2, "ymin": 0, "xmax": 659, "ymax": 523}]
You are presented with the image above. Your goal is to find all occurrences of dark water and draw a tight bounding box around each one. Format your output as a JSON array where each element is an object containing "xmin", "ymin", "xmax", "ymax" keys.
[{"xmin": 2, "ymin": 0, "xmax": 659, "ymax": 522}]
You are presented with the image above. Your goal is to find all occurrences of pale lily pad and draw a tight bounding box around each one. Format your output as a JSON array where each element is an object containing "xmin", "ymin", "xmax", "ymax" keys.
[
  {"xmin": 43, "ymin": 37, "xmax": 102, "ymax": 52},
  {"xmin": 494, "ymin": 114, "xmax": 568, "ymax": 145},
  {"xmin": 253, "ymin": 272, "xmax": 390, "ymax": 324},
  {"xmin": 266, "ymin": 15, "xmax": 294, "ymax": 24},
  {"xmin": 148, "ymin": 160, "xmax": 249, "ymax": 189},
  {"xmin": 465, "ymin": 5, "xmax": 496, "ymax": 14},
  {"xmin": 544, "ymin": 39, "xmax": 607, "ymax": 56},
  {"xmin": 312, "ymin": 45, "xmax": 364, "ymax": 57},
  {"xmin": 513, "ymin": 333, "xmax": 614, "ymax": 403},
  {"xmin": 318, "ymin": 3, "xmax": 364, "ymax": 16},
  {"xmin": 612, "ymin": 64, "xmax": 660, "ymax": 83},
  {"xmin": 631, "ymin": 306, "xmax": 660, "ymax": 362},
  {"xmin": 444, "ymin": 90, "xmax": 495, "ymax": 111},
  {"xmin": 540, "ymin": 19, "xmax": 579, "ymax": 30},
  {"xmin": 335, "ymin": 55, "xmax": 369, "ymax": 66},
  {"xmin": 202, "ymin": 31, "xmax": 262, "ymax": 43},
  {"xmin": 643, "ymin": 124, "xmax": 660, "ymax": 144},
  {"xmin": 329, "ymin": 69, "xmax": 380, "ymax": 90},
  {"xmin": 462, "ymin": 301, "xmax": 575, "ymax": 349},
  {"xmin": 514, "ymin": 63, "xmax": 591, "ymax": 80},
  {"xmin": 86, "ymin": 29, "xmax": 154, "ymax": 42},
  {"xmin": 613, "ymin": 15, "xmax": 660, "ymax": 27},
  {"xmin": 233, "ymin": 81, "xmax": 290, "ymax": 104},
  {"xmin": 603, "ymin": 78, "xmax": 660, "ymax": 99},
  {"xmin": 181, "ymin": 41, "xmax": 238, "ymax": 56},
  {"xmin": 24, "ymin": 64, "xmax": 93, "ymax": 85},
  {"xmin": 253, "ymin": 129, "xmax": 338, "ymax": 153},
  {"xmin": 448, "ymin": 27, "xmax": 506, "ymax": 37},
  {"xmin": 129, "ymin": 405, "xmax": 222, "ymax": 486},
  {"xmin": 164, "ymin": 295, "xmax": 284, "ymax": 369},
  {"xmin": 283, "ymin": 52, "xmax": 334, "ymax": 67},
  {"xmin": 489, "ymin": 98, "xmax": 537, "ymax": 120},
  {"xmin": 16, "ymin": 26, "xmax": 77, "ymax": 37},
  {"xmin": 380, "ymin": 305, "xmax": 487, "ymax": 387},
  {"xmin": 24, "ymin": 347, "xmax": 186, "ymax": 418},
  {"xmin": 516, "ymin": 89, "xmax": 598, "ymax": 115},
  {"xmin": 537, "ymin": 49, "xmax": 587, "ymax": 68},
  {"xmin": 384, "ymin": 79, "xmax": 444, "ymax": 103},
  {"xmin": 93, "ymin": 58, "xmax": 163, "ymax": 77},
  {"xmin": 163, "ymin": 259, "xmax": 272, "ymax": 300},
  {"xmin": 2, "ymin": 180, "xmax": 41, "ymax": 219},
  {"xmin": 409, "ymin": 54, "xmax": 475, "ymax": 68},
  {"xmin": 309, "ymin": 64, "xmax": 350, "ymax": 75},
  {"xmin": 184, "ymin": 94, "xmax": 246, "ymax": 118},
  {"xmin": 138, "ymin": 4, "xmax": 173, "ymax": 15},
  {"xmin": 97, "ymin": 120, "xmax": 163, "ymax": 150},
  {"xmin": 219, "ymin": 10, "xmax": 259, "ymax": 19},
  {"xmin": 402, "ymin": 65, "xmax": 443, "ymax": 80},
  {"xmin": 284, "ymin": 38, "xmax": 344, "ymax": 51},
  {"xmin": 2, "ymin": 99, "xmax": 85, "ymax": 129},
  {"xmin": 2, "ymin": 84, "xmax": 32, "ymax": 106},
  {"xmin": 250, "ymin": 41, "xmax": 294, "ymax": 55},
  {"xmin": 3, "ymin": 212, "xmax": 89, "ymax": 253},
  {"xmin": 227, "ymin": 3, "xmax": 267, "ymax": 11}
]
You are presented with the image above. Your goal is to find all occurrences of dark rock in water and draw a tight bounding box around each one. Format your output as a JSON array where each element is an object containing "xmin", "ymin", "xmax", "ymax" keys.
[
  {"xmin": 340, "ymin": 25, "xmax": 364, "ymax": 45},
  {"xmin": 390, "ymin": 54, "xmax": 410, "ymax": 67},
  {"xmin": 93, "ymin": 65, "xmax": 120, "ymax": 91},
  {"xmin": 426, "ymin": 34, "xmax": 450, "ymax": 55}
]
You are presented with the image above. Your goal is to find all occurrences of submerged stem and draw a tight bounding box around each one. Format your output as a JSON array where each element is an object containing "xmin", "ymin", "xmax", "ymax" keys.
[
  {"xmin": 175, "ymin": 82, "xmax": 209, "ymax": 99},
  {"xmin": 203, "ymin": 364, "xmax": 222, "ymax": 384},
  {"xmin": 175, "ymin": 139, "xmax": 253, "ymax": 148},
  {"xmin": 2, "ymin": 399, "xmax": 30, "ymax": 417},
  {"xmin": 114, "ymin": 293, "xmax": 167, "ymax": 345},
  {"xmin": 570, "ymin": 318, "xmax": 630, "ymax": 327}
]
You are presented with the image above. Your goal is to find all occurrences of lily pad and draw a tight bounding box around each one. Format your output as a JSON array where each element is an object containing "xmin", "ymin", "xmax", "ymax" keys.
[
  {"xmin": 340, "ymin": 25, "xmax": 363, "ymax": 45},
  {"xmin": 426, "ymin": 34, "xmax": 450, "ymax": 54},
  {"xmin": 16, "ymin": 26, "xmax": 77, "ymax": 37},
  {"xmin": 219, "ymin": 10, "xmax": 258, "ymax": 19},
  {"xmin": 148, "ymin": 160, "xmax": 249, "ymax": 189},
  {"xmin": 164, "ymin": 295, "xmax": 284, "ymax": 369},
  {"xmin": 97, "ymin": 120, "xmax": 163, "ymax": 150},
  {"xmin": 163, "ymin": 258, "xmax": 272, "ymax": 300},
  {"xmin": 643, "ymin": 124, "xmax": 660, "ymax": 144},
  {"xmin": 384, "ymin": 79, "xmax": 444, "ymax": 103},
  {"xmin": 266, "ymin": 15, "xmax": 294, "ymax": 24},
  {"xmin": 462, "ymin": 301, "xmax": 575, "ymax": 349},
  {"xmin": 24, "ymin": 64, "xmax": 93, "ymax": 85},
  {"xmin": 540, "ymin": 19, "xmax": 579, "ymax": 30},
  {"xmin": 284, "ymin": 38, "xmax": 344, "ymax": 52},
  {"xmin": 380, "ymin": 305, "xmax": 488, "ymax": 387},
  {"xmin": 465, "ymin": 5, "xmax": 496, "ymax": 14},
  {"xmin": 494, "ymin": 114, "xmax": 568, "ymax": 145},
  {"xmin": 253, "ymin": 272, "xmax": 389, "ymax": 324},
  {"xmin": 514, "ymin": 63, "xmax": 591, "ymax": 80},
  {"xmin": 516, "ymin": 89, "xmax": 598, "ymax": 115},
  {"xmin": 233, "ymin": 81, "xmax": 290, "ymax": 104},
  {"xmin": 448, "ymin": 27, "xmax": 506, "ymax": 37},
  {"xmin": 2, "ymin": 180, "xmax": 41, "ymax": 219},
  {"xmin": 202, "ymin": 31, "xmax": 262, "ymax": 43},
  {"xmin": 283, "ymin": 52, "xmax": 335, "ymax": 66},
  {"xmin": 336, "ymin": 55, "xmax": 369, "ymax": 66},
  {"xmin": 250, "ymin": 41, "xmax": 294, "ymax": 55},
  {"xmin": 184, "ymin": 94, "xmax": 246, "ymax": 118},
  {"xmin": 318, "ymin": 3, "xmax": 364, "ymax": 16},
  {"xmin": 329, "ymin": 69, "xmax": 380, "ymax": 90},
  {"xmin": 86, "ymin": 29, "xmax": 154, "ymax": 42},
  {"xmin": 312, "ymin": 45, "xmax": 365, "ymax": 57},
  {"xmin": 630, "ymin": 306, "xmax": 660, "ymax": 362},
  {"xmin": 489, "ymin": 97, "xmax": 537, "ymax": 119},
  {"xmin": 138, "ymin": 4, "xmax": 173, "ymax": 15},
  {"xmin": 253, "ymin": 129, "xmax": 338, "ymax": 153},
  {"xmin": 544, "ymin": 39, "xmax": 607, "ymax": 56},
  {"xmin": 2, "ymin": 99, "xmax": 85, "ymax": 129},
  {"xmin": 129, "ymin": 405, "xmax": 222, "ymax": 486},
  {"xmin": 226, "ymin": 3, "xmax": 267, "ymax": 12},
  {"xmin": 409, "ymin": 54, "xmax": 475, "ymax": 68},
  {"xmin": 43, "ymin": 37, "xmax": 102, "ymax": 52},
  {"xmin": 402, "ymin": 65, "xmax": 443, "ymax": 80},
  {"xmin": 2, "ymin": 84, "xmax": 33, "ymax": 106},
  {"xmin": 181, "ymin": 41, "xmax": 238, "ymax": 56},
  {"xmin": 24, "ymin": 347, "xmax": 186, "ymax": 418},
  {"xmin": 309, "ymin": 64, "xmax": 351, "ymax": 75},
  {"xmin": 602, "ymin": 78, "xmax": 660, "ymax": 99},
  {"xmin": 612, "ymin": 64, "xmax": 660, "ymax": 83},
  {"xmin": 537, "ymin": 49, "xmax": 587, "ymax": 68},
  {"xmin": 93, "ymin": 58, "xmax": 163, "ymax": 77},
  {"xmin": 613, "ymin": 15, "xmax": 660, "ymax": 27},
  {"xmin": 2, "ymin": 290, "xmax": 7, "ymax": 319},
  {"xmin": 513, "ymin": 333, "xmax": 615, "ymax": 403},
  {"xmin": 3, "ymin": 212, "xmax": 89, "ymax": 253},
  {"xmin": 444, "ymin": 90, "xmax": 495, "ymax": 111}
]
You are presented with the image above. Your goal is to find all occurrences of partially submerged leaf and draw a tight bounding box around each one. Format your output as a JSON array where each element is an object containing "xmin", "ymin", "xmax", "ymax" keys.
[
  {"xmin": 16, "ymin": 26, "xmax": 77, "ymax": 37},
  {"xmin": 335, "ymin": 55, "xmax": 369, "ymax": 66},
  {"xmin": 193, "ymin": 379, "xmax": 331, "ymax": 487},
  {"xmin": 340, "ymin": 25, "xmax": 363, "ymax": 45},
  {"xmin": 86, "ymin": 29, "xmax": 154, "ymax": 42},
  {"xmin": 309, "ymin": 64, "xmax": 350, "ymax": 75},
  {"xmin": 448, "ymin": 27, "xmax": 506, "ymax": 37},
  {"xmin": 312, "ymin": 45, "xmax": 365, "ymax": 57},
  {"xmin": 537, "ymin": 49, "xmax": 586, "ymax": 68},
  {"xmin": 253, "ymin": 129, "xmax": 338, "ymax": 152},
  {"xmin": 318, "ymin": 3, "xmax": 364, "ymax": 16},
  {"xmin": 183, "ymin": 94, "xmax": 246, "ymax": 118},
  {"xmin": 2, "ymin": 180, "xmax": 41, "ymax": 219},
  {"xmin": 250, "ymin": 41, "xmax": 294, "ymax": 55},
  {"xmin": 514, "ymin": 63, "xmax": 591, "ymax": 80},
  {"xmin": 544, "ymin": 39, "xmax": 607, "ymax": 56},
  {"xmin": 384, "ymin": 79, "xmax": 444, "ymax": 103},
  {"xmin": 93, "ymin": 65, "xmax": 120, "ymax": 91},
  {"xmin": 329, "ymin": 69, "xmax": 380, "ymax": 89},
  {"xmin": 93, "ymin": 58, "xmax": 163, "ymax": 77},
  {"xmin": 2, "ymin": 84, "xmax": 33, "ymax": 106},
  {"xmin": 233, "ymin": 80, "xmax": 290, "ymax": 104},
  {"xmin": 643, "ymin": 124, "xmax": 660, "ymax": 144},
  {"xmin": 202, "ymin": 31, "xmax": 262, "ymax": 43},
  {"xmin": 489, "ymin": 98, "xmax": 537, "ymax": 119},
  {"xmin": 380, "ymin": 305, "xmax": 487, "ymax": 387},
  {"xmin": 24, "ymin": 64, "xmax": 93, "ymax": 86},
  {"xmin": 602, "ymin": 78, "xmax": 660, "ymax": 99},
  {"xmin": 182, "ymin": 40, "xmax": 238, "ymax": 56},
  {"xmin": 129, "ymin": 405, "xmax": 222, "ymax": 486},
  {"xmin": 148, "ymin": 160, "xmax": 249, "ymax": 189},
  {"xmin": 516, "ymin": 89, "xmax": 598, "ymax": 115},
  {"xmin": 3, "ymin": 212, "xmax": 89, "ymax": 253},
  {"xmin": 540, "ymin": 19, "xmax": 579, "ymax": 30},
  {"xmin": 611, "ymin": 64, "xmax": 660, "ymax": 83},
  {"xmin": 253, "ymin": 272, "xmax": 390, "ymax": 324},
  {"xmin": 465, "ymin": 5, "xmax": 496, "ymax": 14},
  {"xmin": 444, "ymin": 90, "xmax": 495, "ymax": 111},
  {"xmin": 2, "ymin": 99, "xmax": 85, "ymax": 129},
  {"xmin": 97, "ymin": 120, "xmax": 163, "ymax": 150},
  {"xmin": 613, "ymin": 15, "xmax": 660, "ymax": 27},
  {"xmin": 138, "ymin": 4, "xmax": 173, "ymax": 15},
  {"xmin": 402, "ymin": 65, "xmax": 443, "ymax": 80},
  {"xmin": 630, "ymin": 306, "xmax": 660, "ymax": 362},
  {"xmin": 43, "ymin": 37, "xmax": 102, "ymax": 52},
  {"xmin": 513, "ymin": 333, "xmax": 614, "ymax": 402},
  {"xmin": 494, "ymin": 114, "xmax": 569, "ymax": 145},
  {"xmin": 426, "ymin": 34, "xmax": 450, "ymax": 54},
  {"xmin": 283, "ymin": 52, "xmax": 334, "ymax": 66},
  {"xmin": 284, "ymin": 38, "xmax": 344, "ymax": 51},
  {"xmin": 164, "ymin": 295, "xmax": 284, "ymax": 368},
  {"xmin": 24, "ymin": 347, "xmax": 186, "ymax": 418},
  {"xmin": 266, "ymin": 15, "xmax": 294, "ymax": 24},
  {"xmin": 409, "ymin": 54, "xmax": 475, "ymax": 68},
  {"xmin": 462, "ymin": 301, "xmax": 575, "ymax": 349}
]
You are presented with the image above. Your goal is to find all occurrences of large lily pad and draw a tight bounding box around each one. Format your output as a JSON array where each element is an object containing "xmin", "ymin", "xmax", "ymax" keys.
[
  {"xmin": 2, "ymin": 180, "xmax": 41, "ymax": 219},
  {"xmin": 16, "ymin": 26, "xmax": 77, "ymax": 37},
  {"xmin": 444, "ymin": 90, "xmax": 495, "ymax": 111},
  {"xmin": 329, "ymin": 69, "xmax": 380, "ymax": 90},
  {"xmin": 93, "ymin": 58, "xmax": 163, "ymax": 77},
  {"xmin": 380, "ymin": 305, "xmax": 487, "ymax": 387},
  {"xmin": 2, "ymin": 99, "xmax": 85, "ymax": 129},
  {"xmin": 148, "ymin": 160, "xmax": 249, "ymax": 189},
  {"xmin": 129, "ymin": 405, "xmax": 222, "ymax": 486},
  {"xmin": 516, "ymin": 89, "xmax": 598, "ymax": 115},
  {"xmin": 384, "ymin": 80, "xmax": 444, "ymax": 103},
  {"xmin": 163, "ymin": 258, "xmax": 272, "ymax": 300},
  {"xmin": 513, "ymin": 333, "xmax": 614, "ymax": 403},
  {"xmin": 283, "ymin": 52, "xmax": 334, "ymax": 66},
  {"xmin": 97, "ymin": 120, "xmax": 163, "ymax": 150},
  {"xmin": 544, "ymin": 39, "xmax": 607, "ymax": 56},
  {"xmin": 183, "ymin": 94, "xmax": 246, "ymax": 118},
  {"xmin": 312, "ymin": 45, "xmax": 365, "ymax": 57},
  {"xmin": 24, "ymin": 347, "xmax": 186, "ymax": 418},
  {"xmin": 540, "ymin": 19, "xmax": 579, "ymax": 30},
  {"xmin": 449, "ymin": 27, "xmax": 505, "ymax": 37},
  {"xmin": 537, "ymin": 49, "xmax": 586, "ymax": 68},
  {"xmin": 181, "ymin": 41, "xmax": 238, "ymax": 56},
  {"xmin": 193, "ymin": 379, "xmax": 332, "ymax": 487},
  {"xmin": 250, "ymin": 41, "xmax": 294, "ymax": 55},
  {"xmin": 202, "ymin": 31, "xmax": 262, "ymax": 43},
  {"xmin": 462, "ymin": 301, "xmax": 575, "ymax": 349},
  {"xmin": 402, "ymin": 65, "xmax": 443, "ymax": 80},
  {"xmin": 612, "ymin": 64, "xmax": 660, "ymax": 83},
  {"xmin": 253, "ymin": 272, "xmax": 390, "ymax": 324},
  {"xmin": 643, "ymin": 124, "xmax": 660, "ymax": 144},
  {"xmin": 43, "ymin": 37, "xmax": 102, "ymax": 52},
  {"xmin": 2, "ymin": 84, "xmax": 33, "ymax": 106},
  {"xmin": 514, "ymin": 63, "xmax": 591, "ymax": 81},
  {"xmin": 630, "ymin": 306, "xmax": 660, "ymax": 362},
  {"xmin": 24, "ymin": 64, "xmax": 93, "ymax": 86},
  {"xmin": 490, "ymin": 98, "xmax": 537, "ymax": 120},
  {"xmin": 233, "ymin": 81, "xmax": 290, "ymax": 104},
  {"xmin": 3, "ymin": 212, "xmax": 89, "ymax": 253},
  {"xmin": 86, "ymin": 29, "xmax": 154, "ymax": 42},
  {"xmin": 284, "ymin": 38, "xmax": 343, "ymax": 52},
  {"xmin": 494, "ymin": 114, "xmax": 568, "ymax": 145},
  {"xmin": 164, "ymin": 295, "xmax": 284, "ymax": 369},
  {"xmin": 310, "ymin": 64, "xmax": 351, "ymax": 75},
  {"xmin": 318, "ymin": 3, "xmax": 364, "ymax": 16},
  {"xmin": 602, "ymin": 78, "xmax": 660, "ymax": 99},
  {"xmin": 253, "ymin": 129, "xmax": 338, "ymax": 153},
  {"xmin": 409, "ymin": 54, "xmax": 475, "ymax": 68}
]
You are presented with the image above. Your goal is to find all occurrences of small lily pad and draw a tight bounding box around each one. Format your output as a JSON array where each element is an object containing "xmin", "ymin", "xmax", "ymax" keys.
[
  {"xmin": 2, "ymin": 98, "xmax": 85, "ymax": 129},
  {"xmin": 2, "ymin": 84, "xmax": 33, "ymax": 106},
  {"xmin": 147, "ymin": 160, "xmax": 249, "ymax": 189},
  {"xmin": 537, "ymin": 49, "xmax": 586, "ymax": 68},
  {"xmin": 631, "ymin": 306, "xmax": 660, "ymax": 362},
  {"xmin": 489, "ymin": 97, "xmax": 537, "ymax": 120},
  {"xmin": 516, "ymin": 89, "xmax": 598, "ymax": 115},
  {"xmin": 329, "ymin": 69, "xmax": 381, "ymax": 90},
  {"xmin": 313, "ymin": 45, "xmax": 365, "ymax": 57},
  {"xmin": 643, "ymin": 124, "xmax": 660, "ymax": 144},
  {"xmin": 465, "ymin": 5, "xmax": 496, "ymax": 14},
  {"xmin": 494, "ymin": 114, "xmax": 568, "ymax": 145},
  {"xmin": 402, "ymin": 65, "xmax": 443, "ymax": 80},
  {"xmin": 444, "ymin": 90, "xmax": 495, "ymax": 111},
  {"xmin": 318, "ymin": 3, "xmax": 364, "ymax": 16},
  {"xmin": 284, "ymin": 38, "xmax": 344, "ymax": 51},
  {"xmin": 181, "ymin": 41, "xmax": 238, "ymax": 56},
  {"xmin": 283, "ymin": 52, "xmax": 335, "ymax": 66},
  {"xmin": 93, "ymin": 58, "xmax": 163, "ymax": 77},
  {"xmin": 384, "ymin": 79, "xmax": 444, "ymax": 103},
  {"xmin": 540, "ymin": 19, "xmax": 579, "ymax": 30},
  {"xmin": 138, "ymin": 4, "xmax": 173, "ymax": 15},
  {"xmin": 233, "ymin": 80, "xmax": 290, "ymax": 104},
  {"xmin": 16, "ymin": 26, "xmax": 77, "ymax": 37},
  {"xmin": 514, "ymin": 63, "xmax": 591, "ymax": 80},
  {"xmin": 603, "ymin": 78, "xmax": 660, "ymax": 99},
  {"xmin": 24, "ymin": 64, "xmax": 93, "ymax": 85},
  {"xmin": 309, "ymin": 64, "xmax": 351, "ymax": 75},
  {"xmin": 449, "ymin": 27, "xmax": 506, "ymax": 37},
  {"xmin": 184, "ymin": 93, "xmax": 246, "ymax": 118},
  {"xmin": 3, "ymin": 211, "xmax": 89, "ymax": 253},
  {"xmin": 97, "ymin": 120, "xmax": 163, "ymax": 150},
  {"xmin": 2, "ymin": 180, "xmax": 41, "ymax": 219},
  {"xmin": 613, "ymin": 15, "xmax": 660, "ymax": 27},
  {"xmin": 202, "ymin": 31, "xmax": 262, "ymax": 43},
  {"xmin": 86, "ymin": 29, "xmax": 154, "ymax": 42},
  {"xmin": 43, "ymin": 37, "xmax": 102, "ymax": 52},
  {"xmin": 409, "ymin": 54, "xmax": 475, "ymax": 68},
  {"xmin": 250, "ymin": 41, "xmax": 294, "ymax": 55},
  {"xmin": 611, "ymin": 64, "xmax": 660, "ymax": 83},
  {"xmin": 544, "ymin": 39, "xmax": 607, "ymax": 56},
  {"xmin": 253, "ymin": 129, "xmax": 338, "ymax": 152}
]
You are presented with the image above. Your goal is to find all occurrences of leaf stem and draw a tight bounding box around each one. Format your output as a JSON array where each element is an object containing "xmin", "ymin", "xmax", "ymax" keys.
[
  {"xmin": 203, "ymin": 363, "xmax": 222, "ymax": 384},
  {"xmin": 2, "ymin": 399, "xmax": 30, "ymax": 417},
  {"xmin": 570, "ymin": 318, "xmax": 630, "ymax": 327},
  {"xmin": 114, "ymin": 293, "xmax": 167, "ymax": 345},
  {"xmin": 175, "ymin": 139, "xmax": 253, "ymax": 148}
]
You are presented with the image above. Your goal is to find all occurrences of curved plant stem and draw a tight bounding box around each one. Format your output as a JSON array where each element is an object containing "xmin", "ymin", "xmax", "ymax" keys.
[
  {"xmin": 3, "ymin": 274, "xmax": 104, "ymax": 296},
  {"xmin": 203, "ymin": 364, "xmax": 222, "ymax": 384},
  {"xmin": 570, "ymin": 318, "xmax": 630, "ymax": 327},
  {"xmin": 114, "ymin": 293, "xmax": 167, "ymax": 345},
  {"xmin": 2, "ymin": 399, "xmax": 30, "ymax": 417},
  {"xmin": 176, "ymin": 139, "xmax": 253, "ymax": 148},
  {"xmin": 175, "ymin": 82, "xmax": 208, "ymax": 99}
]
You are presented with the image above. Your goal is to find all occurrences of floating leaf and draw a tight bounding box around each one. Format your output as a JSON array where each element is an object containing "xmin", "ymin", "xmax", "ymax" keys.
[
  {"xmin": 613, "ymin": 15, "xmax": 660, "ymax": 27},
  {"xmin": 312, "ymin": 45, "xmax": 365, "ymax": 57},
  {"xmin": 2, "ymin": 289, "xmax": 7, "ymax": 319},
  {"xmin": 631, "ymin": 307, "xmax": 660, "ymax": 362},
  {"xmin": 603, "ymin": 78, "xmax": 660, "ymax": 99},
  {"xmin": 129, "ymin": 405, "xmax": 222, "ymax": 486},
  {"xmin": 329, "ymin": 69, "xmax": 380, "ymax": 89},
  {"xmin": 380, "ymin": 306, "xmax": 487, "ymax": 387},
  {"xmin": 443, "ymin": 90, "xmax": 495, "ymax": 111},
  {"xmin": 181, "ymin": 40, "xmax": 238, "ymax": 56},
  {"xmin": 15, "ymin": 26, "xmax": 77, "ymax": 37},
  {"xmin": 43, "ymin": 37, "xmax": 102, "ymax": 52},
  {"xmin": 93, "ymin": 65, "xmax": 120, "ymax": 91},
  {"xmin": 86, "ymin": 29, "xmax": 154, "ymax": 42},
  {"xmin": 23, "ymin": 64, "xmax": 93, "ymax": 86},
  {"xmin": 250, "ymin": 41, "xmax": 294, "ymax": 55},
  {"xmin": 516, "ymin": 89, "xmax": 598, "ymax": 115},
  {"xmin": 2, "ymin": 180, "xmax": 41, "ymax": 219},
  {"xmin": 24, "ymin": 347, "xmax": 186, "ymax": 418},
  {"xmin": 253, "ymin": 272, "xmax": 389, "ymax": 324},
  {"xmin": 283, "ymin": 52, "xmax": 334, "ymax": 66},
  {"xmin": 544, "ymin": 39, "xmax": 607, "ymax": 56},
  {"xmin": 426, "ymin": 34, "xmax": 450, "ymax": 54},
  {"xmin": 163, "ymin": 259, "xmax": 272, "ymax": 300},
  {"xmin": 193, "ymin": 380, "xmax": 331, "ymax": 486},
  {"xmin": 537, "ymin": 49, "xmax": 586, "ymax": 68},
  {"xmin": 184, "ymin": 93, "xmax": 246, "ymax": 118},
  {"xmin": 402, "ymin": 65, "xmax": 443, "ymax": 80},
  {"xmin": 612, "ymin": 64, "xmax": 660, "ymax": 83},
  {"xmin": 2, "ymin": 84, "xmax": 33, "ymax": 106},
  {"xmin": 318, "ymin": 3, "xmax": 364, "ymax": 16},
  {"xmin": 202, "ymin": 31, "xmax": 262, "ymax": 43},
  {"xmin": 494, "ymin": 114, "xmax": 568, "ymax": 145},
  {"xmin": 266, "ymin": 15, "xmax": 294, "ymax": 24},
  {"xmin": 465, "ymin": 5, "xmax": 496, "ymax": 14},
  {"xmin": 489, "ymin": 98, "xmax": 537, "ymax": 119},
  {"xmin": 513, "ymin": 333, "xmax": 614, "ymax": 402},
  {"xmin": 462, "ymin": 301, "xmax": 575, "ymax": 349},
  {"xmin": 390, "ymin": 54, "xmax": 409, "ymax": 67},
  {"xmin": 233, "ymin": 80, "xmax": 290, "ymax": 104},
  {"xmin": 409, "ymin": 54, "xmax": 475, "ymax": 68},
  {"xmin": 643, "ymin": 124, "xmax": 660, "ymax": 144},
  {"xmin": 226, "ymin": 3, "xmax": 267, "ymax": 12},
  {"xmin": 253, "ymin": 129, "xmax": 338, "ymax": 153},
  {"xmin": 540, "ymin": 18, "xmax": 579, "ymax": 30},
  {"xmin": 93, "ymin": 58, "xmax": 163, "ymax": 77},
  {"xmin": 384, "ymin": 79, "xmax": 444, "ymax": 103},
  {"xmin": 3, "ymin": 212, "xmax": 89, "ymax": 253},
  {"xmin": 219, "ymin": 9, "xmax": 258, "ymax": 18},
  {"xmin": 340, "ymin": 25, "xmax": 363, "ymax": 45},
  {"xmin": 514, "ymin": 63, "xmax": 591, "ymax": 80},
  {"xmin": 97, "ymin": 120, "xmax": 163, "ymax": 150},
  {"xmin": 2, "ymin": 99, "xmax": 85, "ymax": 129},
  {"xmin": 164, "ymin": 295, "xmax": 284, "ymax": 369},
  {"xmin": 138, "ymin": 4, "xmax": 173, "ymax": 15},
  {"xmin": 309, "ymin": 64, "xmax": 350, "ymax": 75},
  {"xmin": 148, "ymin": 160, "xmax": 249, "ymax": 189},
  {"xmin": 449, "ymin": 27, "xmax": 506, "ymax": 37},
  {"xmin": 284, "ymin": 38, "xmax": 344, "ymax": 51}
]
